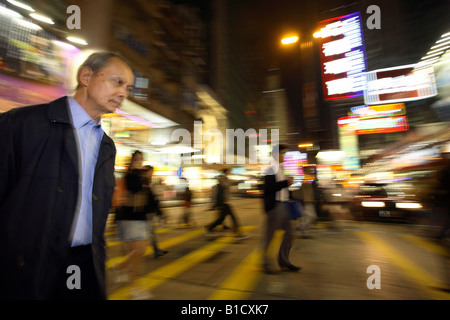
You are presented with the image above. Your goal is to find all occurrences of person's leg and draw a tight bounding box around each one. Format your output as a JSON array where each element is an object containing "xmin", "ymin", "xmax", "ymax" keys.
[
  {"xmin": 116, "ymin": 221, "xmax": 148, "ymax": 274},
  {"xmin": 262, "ymin": 207, "xmax": 278, "ymax": 271},
  {"xmin": 207, "ymin": 206, "xmax": 227, "ymax": 231},
  {"xmin": 278, "ymin": 203, "xmax": 300, "ymax": 271},
  {"xmin": 224, "ymin": 203, "xmax": 239, "ymax": 233},
  {"xmin": 127, "ymin": 239, "xmax": 153, "ymax": 299}
]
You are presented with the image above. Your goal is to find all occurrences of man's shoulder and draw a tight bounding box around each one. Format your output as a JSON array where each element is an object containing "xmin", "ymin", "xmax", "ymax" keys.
[
  {"xmin": 2, "ymin": 102, "xmax": 47, "ymax": 118},
  {"xmin": 1, "ymin": 97, "xmax": 67, "ymax": 121}
]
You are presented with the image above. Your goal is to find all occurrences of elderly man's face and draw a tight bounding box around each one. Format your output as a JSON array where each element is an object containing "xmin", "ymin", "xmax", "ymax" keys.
[{"xmin": 86, "ymin": 57, "xmax": 134, "ymax": 115}]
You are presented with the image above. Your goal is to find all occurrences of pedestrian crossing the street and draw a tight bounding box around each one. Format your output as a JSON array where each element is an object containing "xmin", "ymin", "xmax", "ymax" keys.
[{"xmin": 104, "ymin": 208, "xmax": 449, "ymax": 300}]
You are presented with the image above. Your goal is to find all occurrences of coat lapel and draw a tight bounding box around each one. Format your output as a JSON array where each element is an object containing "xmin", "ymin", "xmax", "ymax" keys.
[
  {"xmin": 95, "ymin": 134, "xmax": 116, "ymax": 175},
  {"xmin": 47, "ymin": 97, "xmax": 79, "ymax": 175},
  {"xmin": 92, "ymin": 134, "xmax": 116, "ymax": 241}
]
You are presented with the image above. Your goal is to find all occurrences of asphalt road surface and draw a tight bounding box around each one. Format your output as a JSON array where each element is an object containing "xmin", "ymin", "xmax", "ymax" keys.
[{"xmin": 105, "ymin": 197, "xmax": 450, "ymax": 301}]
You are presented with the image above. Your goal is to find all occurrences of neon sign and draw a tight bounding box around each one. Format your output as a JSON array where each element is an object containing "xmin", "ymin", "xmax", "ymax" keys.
[
  {"xmin": 283, "ymin": 151, "xmax": 307, "ymax": 182},
  {"xmin": 348, "ymin": 103, "xmax": 406, "ymax": 117},
  {"xmin": 338, "ymin": 115, "xmax": 409, "ymax": 134},
  {"xmin": 364, "ymin": 64, "xmax": 438, "ymax": 104},
  {"xmin": 316, "ymin": 12, "xmax": 368, "ymax": 100}
]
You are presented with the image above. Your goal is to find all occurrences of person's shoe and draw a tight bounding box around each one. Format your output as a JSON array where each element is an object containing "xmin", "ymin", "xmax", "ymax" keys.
[
  {"xmin": 262, "ymin": 264, "xmax": 279, "ymax": 275},
  {"xmin": 280, "ymin": 263, "xmax": 302, "ymax": 272},
  {"xmin": 154, "ymin": 250, "xmax": 168, "ymax": 258},
  {"xmin": 263, "ymin": 267, "xmax": 279, "ymax": 275},
  {"xmin": 203, "ymin": 226, "xmax": 215, "ymax": 237},
  {"xmin": 236, "ymin": 234, "xmax": 250, "ymax": 240}
]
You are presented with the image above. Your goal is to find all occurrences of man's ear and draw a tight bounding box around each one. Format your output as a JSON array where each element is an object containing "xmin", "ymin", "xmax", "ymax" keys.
[{"xmin": 78, "ymin": 66, "xmax": 93, "ymax": 87}]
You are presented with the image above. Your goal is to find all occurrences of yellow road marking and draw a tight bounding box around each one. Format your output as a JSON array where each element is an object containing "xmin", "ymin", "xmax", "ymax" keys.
[
  {"xmin": 106, "ymin": 224, "xmax": 196, "ymax": 247},
  {"xmin": 399, "ymin": 234, "xmax": 449, "ymax": 257},
  {"xmin": 105, "ymin": 228, "xmax": 205, "ymax": 269},
  {"xmin": 208, "ymin": 230, "xmax": 284, "ymax": 300},
  {"xmin": 354, "ymin": 231, "xmax": 450, "ymax": 300},
  {"xmin": 108, "ymin": 226, "xmax": 256, "ymax": 300},
  {"xmin": 208, "ymin": 249, "xmax": 262, "ymax": 300},
  {"xmin": 267, "ymin": 230, "xmax": 285, "ymax": 260}
]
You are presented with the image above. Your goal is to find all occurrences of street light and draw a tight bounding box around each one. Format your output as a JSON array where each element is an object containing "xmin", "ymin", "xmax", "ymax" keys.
[
  {"xmin": 298, "ymin": 143, "xmax": 313, "ymax": 148},
  {"xmin": 281, "ymin": 36, "xmax": 299, "ymax": 45}
]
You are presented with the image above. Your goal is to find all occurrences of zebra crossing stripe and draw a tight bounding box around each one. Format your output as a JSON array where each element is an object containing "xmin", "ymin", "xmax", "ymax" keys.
[
  {"xmin": 354, "ymin": 231, "xmax": 450, "ymax": 300},
  {"xmin": 399, "ymin": 234, "xmax": 449, "ymax": 257},
  {"xmin": 108, "ymin": 226, "xmax": 256, "ymax": 300},
  {"xmin": 208, "ymin": 230, "xmax": 285, "ymax": 300},
  {"xmin": 105, "ymin": 228, "xmax": 205, "ymax": 270},
  {"xmin": 208, "ymin": 248, "xmax": 262, "ymax": 300}
]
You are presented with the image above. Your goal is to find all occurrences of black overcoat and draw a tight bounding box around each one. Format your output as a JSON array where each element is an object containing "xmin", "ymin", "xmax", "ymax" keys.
[
  {"xmin": 263, "ymin": 167, "xmax": 289, "ymax": 213},
  {"xmin": 0, "ymin": 96, "xmax": 116, "ymax": 299}
]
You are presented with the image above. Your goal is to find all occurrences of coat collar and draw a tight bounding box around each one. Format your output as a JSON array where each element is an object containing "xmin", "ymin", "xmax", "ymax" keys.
[
  {"xmin": 46, "ymin": 96, "xmax": 116, "ymax": 174},
  {"xmin": 47, "ymin": 96, "xmax": 72, "ymax": 124}
]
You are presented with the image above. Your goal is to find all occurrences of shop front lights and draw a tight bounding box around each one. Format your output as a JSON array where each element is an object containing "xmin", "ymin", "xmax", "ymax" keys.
[
  {"xmin": 7, "ymin": 0, "xmax": 34, "ymax": 12},
  {"xmin": 29, "ymin": 13, "xmax": 54, "ymax": 24},
  {"xmin": 66, "ymin": 37, "xmax": 88, "ymax": 46}
]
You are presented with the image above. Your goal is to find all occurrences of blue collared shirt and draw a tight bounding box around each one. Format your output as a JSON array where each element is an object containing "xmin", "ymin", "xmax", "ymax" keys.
[{"xmin": 68, "ymin": 97, "xmax": 104, "ymax": 247}]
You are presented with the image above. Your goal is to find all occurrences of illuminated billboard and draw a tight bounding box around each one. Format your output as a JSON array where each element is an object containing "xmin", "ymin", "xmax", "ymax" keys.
[
  {"xmin": 316, "ymin": 12, "xmax": 368, "ymax": 100},
  {"xmin": 283, "ymin": 151, "xmax": 307, "ymax": 182},
  {"xmin": 348, "ymin": 103, "xmax": 406, "ymax": 117},
  {"xmin": 338, "ymin": 103, "xmax": 409, "ymax": 135},
  {"xmin": 364, "ymin": 64, "xmax": 438, "ymax": 104},
  {"xmin": 338, "ymin": 115, "xmax": 409, "ymax": 135}
]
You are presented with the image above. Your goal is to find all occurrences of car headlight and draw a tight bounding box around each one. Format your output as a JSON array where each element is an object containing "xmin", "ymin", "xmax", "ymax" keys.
[
  {"xmin": 361, "ymin": 201, "xmax": 385, "ymax": 208},
  {"xmin": 395, "ymin": 202, "xmax": 422, "ymax": 209}
]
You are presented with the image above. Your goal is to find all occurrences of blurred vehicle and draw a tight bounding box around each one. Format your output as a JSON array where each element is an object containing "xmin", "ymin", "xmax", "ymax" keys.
[
  {"xmin": 236, "ymin": 175, "xmax": 264, "ymax": 198},
  {"xmin": 321, "ymin": 182, "xmax": 351, "ymax": 205},
  {"xmin": 351, "ymin": 183, "xmax": 426, "ymax": 223}
]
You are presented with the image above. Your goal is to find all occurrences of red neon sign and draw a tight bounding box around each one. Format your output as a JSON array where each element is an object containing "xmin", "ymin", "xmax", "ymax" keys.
[{"xmin": 316, "ymin": 12, "xmax": 368, "ymax": 100}]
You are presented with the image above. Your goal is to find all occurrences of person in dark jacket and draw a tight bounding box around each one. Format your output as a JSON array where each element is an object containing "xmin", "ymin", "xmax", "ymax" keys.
[
  {"xmin": 0, "ymin": 51, "xmax": 134, "ymax": 299},
  {"xmin": 204, "ymin": 168, "xmax": 248, "ymax": 239},
  {"xmin": 262, "ymin": 144, "xmax": 299, "ymax": 274}
]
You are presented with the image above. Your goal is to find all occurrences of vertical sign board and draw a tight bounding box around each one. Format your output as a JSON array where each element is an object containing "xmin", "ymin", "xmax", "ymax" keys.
[
  {"xmin": 316, "ymin": 12, "xmax": 368, "ymax": 100},
  {"xmin": 339, "ymin": 126, "xmax": 360, "ymax": 170}
]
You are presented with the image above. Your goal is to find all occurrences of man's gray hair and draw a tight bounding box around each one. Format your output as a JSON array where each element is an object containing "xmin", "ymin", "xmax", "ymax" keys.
[{"xmin": 75, "ymin": 51, "xmax": 131, "ymax": 89}]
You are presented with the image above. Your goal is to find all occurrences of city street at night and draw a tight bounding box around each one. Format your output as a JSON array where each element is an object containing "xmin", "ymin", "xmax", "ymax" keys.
[
  {"xmin": 0, "ymin": 0, "xmax": 449, "ymax": 303},
  {"xmin": 105, "ymin": 197, "xmax": 450, "ymax": 300}
]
